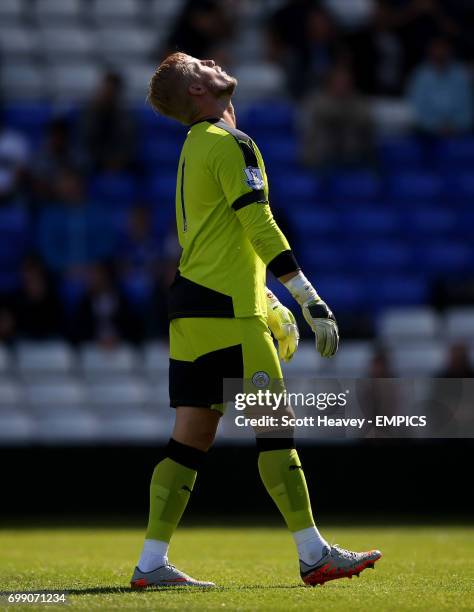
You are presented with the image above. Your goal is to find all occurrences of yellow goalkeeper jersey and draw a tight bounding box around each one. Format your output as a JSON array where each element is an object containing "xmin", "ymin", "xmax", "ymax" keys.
[{"xmin": 168, "ymin": 117, "xmax": 293, "ymax": 320}]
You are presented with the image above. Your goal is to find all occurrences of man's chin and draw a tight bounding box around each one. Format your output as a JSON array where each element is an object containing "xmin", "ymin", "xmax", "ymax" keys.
[{"xmin": 216, "ymin": 78, "xmax": 237, "ymax": 98}]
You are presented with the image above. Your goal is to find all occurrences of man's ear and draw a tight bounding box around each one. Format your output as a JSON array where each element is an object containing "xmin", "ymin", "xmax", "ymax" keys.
[{"xmin": 189, "ymin": 82, "xmax": 206, "ymax": 96}]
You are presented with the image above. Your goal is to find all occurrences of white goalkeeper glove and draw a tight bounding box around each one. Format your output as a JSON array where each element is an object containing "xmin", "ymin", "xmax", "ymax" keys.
[
  {"xmin": 283, "ymin": 272, "xmax": 339, "ymax": 358},
  {"xmin": 266, "ymin": 288, "xmax": 299, "ymax": 362}
]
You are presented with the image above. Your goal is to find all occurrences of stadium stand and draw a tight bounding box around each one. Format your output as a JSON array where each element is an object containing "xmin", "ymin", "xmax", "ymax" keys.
[{"xmin": 1, "ymin": 0, "xmax": 473, "ymax": 444}]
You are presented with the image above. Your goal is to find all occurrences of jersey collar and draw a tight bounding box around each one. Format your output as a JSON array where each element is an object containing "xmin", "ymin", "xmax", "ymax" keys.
[{"xmin": 188, "ymin": 116, "xmax": 221, "ymax": 128}]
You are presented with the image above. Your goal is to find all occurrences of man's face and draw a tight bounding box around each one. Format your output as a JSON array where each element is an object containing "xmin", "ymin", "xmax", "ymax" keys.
[{"xmin": 189, "ymin": 57, "xmax": 237, "ymax": 98}]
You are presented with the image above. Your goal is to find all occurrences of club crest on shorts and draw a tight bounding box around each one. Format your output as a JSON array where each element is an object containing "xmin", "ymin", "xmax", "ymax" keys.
[
  {"xmin": 244, "ymin": 166, "xmax": 264, "ymax": 190},
  {"xmin": 252, "ymin": 370, "xmax": 270, "ymax": 388}
]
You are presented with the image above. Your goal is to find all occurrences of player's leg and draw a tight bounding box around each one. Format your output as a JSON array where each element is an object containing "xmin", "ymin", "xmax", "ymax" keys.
[
  {"xmin": 132, "ymin": 318, "xmax": 239, "ymax": 588},
  {"xmin": 239, "ymin": 317, "xmax": 327, "ymax": 558},
  {"xmin": 132, "ymin": 407, "xmax": 221, "ymax": 588},
  {"xmin": 241, "ymin": 316, "xmax": 382, "ymax": 585}
]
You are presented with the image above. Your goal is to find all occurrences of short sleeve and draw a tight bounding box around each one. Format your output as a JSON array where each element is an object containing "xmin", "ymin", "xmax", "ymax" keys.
[{"xmin": 208, "ymin": 134, "xmax": 268, "ymax": 211}]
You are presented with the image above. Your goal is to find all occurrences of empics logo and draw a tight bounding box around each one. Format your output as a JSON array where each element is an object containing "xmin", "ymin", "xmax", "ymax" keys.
[{"xmin": 244, "ymin": 166, "xmax": 264, "ymax": 190}]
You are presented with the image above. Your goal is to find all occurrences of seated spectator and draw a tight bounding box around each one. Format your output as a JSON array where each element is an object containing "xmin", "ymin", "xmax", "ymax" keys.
[
  {"xmin": 0, "ymin": 126, "xmax": 30, "ymax": 203},
  {"xmin": 266, "ymin": 0, "xmax": 315, "ymax": 62},
  {"xmin": 13, "ymin": 255, "xmax": 63, "ymax": 340},
  {"xmin": 146, "ymin": 223, "xmax": 180, "ymax": 339},
  {"xmin": 0, "ymin": 156, "xmax": 30, "ymax": 293},
  {"xmin": 118, "ymin": 206, "xmax": 162, "ymax": 306},
  {"xmin": 268, "ymin": 4, "xmax": 342, "ymax": 98},
  {"xmin": 79, "ymin": 72, "xmax": 135, "ymax": 172},
  {"xmin": 300, "ymin": 65, "xmax": 375, "ymax": 168},
  {"xmin": 346, "ymin": 0, "xmax": 405, "ymax": 95},
  {"xmin": 72, "ymin": 262, "xmax": 143, "ymax": 346},
  {"xmin": 162, "ymin": 0, "xmax": 235, "ymax": 60},
  {"xmin": 438, "ymin": 343, "xmax": 474, "ymax": 378},
  {"xmin": 300, "ymin": 8, "xmax": 342, "ymax": 96},
  {"xmin": 0, "ymin": 303, "xmax": 15, "ymax": 345},
  {"xmin": 407, "ymin": 37, "xmax": 473, "ymax": 135},
  {"xmin": 32, "ymin": 118, "xmax": 80, "ymax": 204},
  {"xmin": 119, "ymin": 207, "xmax": 161, "ymax": 278},
  {"xmin": 37, "ymin": 169, "xmax": 115, "ymax": 274},
  {"xmin": 395, "ymin": 0, "xmax": 461, "ymax": 74},
  {"xmin": 368, "ymin": 347, "xmax": 394, "ymax": 378}
]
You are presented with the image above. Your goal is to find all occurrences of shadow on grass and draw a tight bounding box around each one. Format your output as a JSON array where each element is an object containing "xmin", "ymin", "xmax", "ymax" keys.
[{"xmin": 66, "ymin": 584, "xmax": 305, "ymax": 596}]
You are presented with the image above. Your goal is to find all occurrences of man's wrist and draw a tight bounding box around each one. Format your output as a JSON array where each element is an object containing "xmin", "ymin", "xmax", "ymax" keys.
[
  {"xmin": 265, "ymin": 287, "xmax": 280, "ymax": 309},
  {"xmin": 283, "ymin": 271, "xmax": 320, "ymax": 306}
]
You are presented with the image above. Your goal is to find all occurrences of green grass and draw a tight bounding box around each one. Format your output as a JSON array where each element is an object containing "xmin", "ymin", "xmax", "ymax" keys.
[{"xmin": 0, "ymin": 525, "xmax": 473, "ymax": 611}]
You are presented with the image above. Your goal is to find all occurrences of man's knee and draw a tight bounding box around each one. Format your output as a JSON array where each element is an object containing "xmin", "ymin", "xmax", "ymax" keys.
[{"xmin": 173, "ymin": 406, "xmax": 220, "ymax": 452}]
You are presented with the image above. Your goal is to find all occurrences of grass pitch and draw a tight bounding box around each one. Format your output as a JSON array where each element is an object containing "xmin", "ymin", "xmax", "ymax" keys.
[{"xmin": 0, "ymin": 525, "xmax": 473, "ymax": 611}]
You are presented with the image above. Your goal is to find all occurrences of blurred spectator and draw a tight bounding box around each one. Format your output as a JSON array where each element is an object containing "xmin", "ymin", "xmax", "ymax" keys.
[
  {"xmin": 0, "ymin": 148, "xmax": 30, "ymax": 293},
  {"xmin": 323, "ymin": 0, "xmax": 374, "ymax": 30},
  {"xmin": 37, "ymin": 169, "xmax": 115, "ymax": 274},
  {"xmin": 268, "ymin": 4, "xmax": 342, "ymax": 97},
  {"xmin": 0, "ymin": 303, "xmax": 16, "ymax": 344},
  {"xmin": 368, "ymin": 347, "xmax": 394, "ymax": 377},
  {"xmin": 347, "ymin": 0, "xmax": 405, "ymax": 95},
  {"xmin": 119, "ymin": 207, "xmax": 161, "ymax": 279},
  {"xmin": 395, "ymin": 0, "xmax": 460, "ymax": 74},
  {"xmin": 432, "ymin": 278, "xmax": 474, "ymax": 310},
  {"xmin": 299, "ymin": 8, "xmax": 342, "ymax": 95},
  {"xmin": 72, "ymin": 262, "xmax": 143, "ymax": 346},
  {"xmin": 146, "ymin": 223, "xmax": 180, "ymax": 339},
  {"xmin": 359, "ymin": 348, "xmax": 399, "ymax": 438},
  {"xmin": 162, "ymin": 0, "xmax": 234, "ymax": 61},
  {"xmin": 32, "ymin": 118, "xmax": 80, "ymax": 204},
  {"xmin": 118, "ymin": 206, "xmax": 161, "ymax": 306},
  {"xmin": 267, "ymin": 0, "xmax": 316, "ymax": 59},
  {"xmin": 79, "ymin": 72, "xmax": 135, "ymax": 172},
  {"xmin": 13, "ymin": 256, "xmax": 63, "ymax": 340},
  {"xmin": 300, "ymin": 65, "xmax": 375, "ymax": 167},
  {"xmin": 0, "ymin": 127, "xmax": 30, "ymax": 202},
  {"xmin": 407, "ymin": 37, "xmax": 473, "ymax": 135},
  {"xmin": 438, "ymin": 343, "xmax": 474, "ymax": 378}
]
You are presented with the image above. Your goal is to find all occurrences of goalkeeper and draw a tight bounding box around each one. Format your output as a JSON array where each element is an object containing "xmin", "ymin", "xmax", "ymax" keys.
[{"xmin": 131, "ymin": 52, "xmax": 381, "ymax": 589}]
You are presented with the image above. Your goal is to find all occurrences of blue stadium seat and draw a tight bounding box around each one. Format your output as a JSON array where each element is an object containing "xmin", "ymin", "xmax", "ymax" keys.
[
  {"xmin": 257, "ymin": 136, "xmax": 297, "ymax": 167},
  {"xmin": 241, "ymin": 101, "xmax": 294, "ymax": 132},
  {"xmin": 109, "ymin": 208, "xmax": 130, "ymax": 235},
  {"xmin": 328, "ymin": 170, "xmax": 381, "ymax": 203},
  {"xmin": 416, "ymin": 242, "xmax": 472, "ymax": 276},
  {"xmin": 146, "ymin": 174, "xmax": 177, "ymax": 205},
  {"xmin": 271, "ymin": 172, "xmax": 320, "ymax": 204},
  {"xmin": 139, "ymin": 137, "xmax": 181, "ymax": 170},
  {"xmin": 120, "ymin": 274, "xmax": 154, "ymax": 307},
  {"xmin": 291, "ymin": 209, "xmax": 338, "ymax": 237},
  {"xmin": 88, "ymin": 173, "xmax": 137, "ymax": 206},
  {"xmin": 405, "ymin": 207, "xmax": 457, "ymax": 237},
  {"xmin": 448, "ymin": 172, "xmax": 474, "ymax": 203},
  {"xmin": 378, "ymin": 137, "xmax": 424, "ymax": 169},
  {"xmin": 436, "ymin": 138, "xmax": 474, "ymax": 170},
  {"xmin": 456, "ymin": 209, "xmax": 474, "ymax": 240},
  {"xmin": 2, "ymin": 103, "xmax": 53, "ymax": 144},
  {"xmin": 365, "ymin": 275, "xmax": 428, "ymax": 308},
  {"xmin": 134, "ymin": 105, "xmax": 185, "ymax": 136},
  {"xmin": 152, "ymin": 205, "xmax": 175, "ymax": 234},
  {"xmin": 299, "ymin": 241, "xmax": 347, "ymax": 272},
  {"xmin": 340, "ymin": 207, "xmax": 400, "ymax": 236},
  {"xmin": 388, "ymin": 171, "xmax": 442, "ymax": 203},
  {"xmin": 310, "ymin": 275, "xmax": 365, "ymax": 310},
  {"xmin": 0, "ymin": 205, "xmax": 29, "ymax": 291},
  {"xmin": 348, "ymin": 240, "xmax": 412, "ymax": 271},
  {"xmin": 59, "ymin": 276, "xmax": 87, "ymax": 310}
]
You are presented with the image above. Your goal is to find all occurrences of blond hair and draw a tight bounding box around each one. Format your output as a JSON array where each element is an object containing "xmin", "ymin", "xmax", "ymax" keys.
[{"xmin": 148, "ymin": 53, "xmax": 197, "ymax": 124}]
